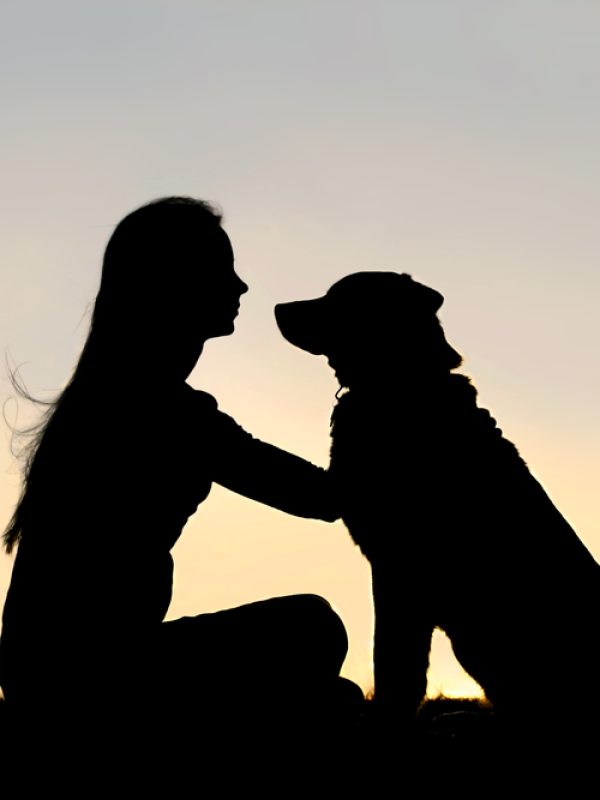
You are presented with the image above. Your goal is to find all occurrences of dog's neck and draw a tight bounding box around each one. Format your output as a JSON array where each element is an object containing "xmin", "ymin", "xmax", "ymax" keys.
[
  {"xmin": 336, "ymin": 370, "xmax": 477, "ymax": 407},
  {"xmin": 339, "ymin": 367, "xmax": 458, "ymax": 392}
]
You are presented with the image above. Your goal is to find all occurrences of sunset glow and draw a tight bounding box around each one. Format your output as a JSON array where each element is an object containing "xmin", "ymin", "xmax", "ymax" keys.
[{"xmin": 1, "ymin": 2, "xmax": 599, "ymax": 700}]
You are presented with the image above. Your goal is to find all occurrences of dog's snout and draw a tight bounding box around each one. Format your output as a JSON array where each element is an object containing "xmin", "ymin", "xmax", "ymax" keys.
[{"xmin": 275, "ymin": 299, "xmax": 327, "ymax": 356}]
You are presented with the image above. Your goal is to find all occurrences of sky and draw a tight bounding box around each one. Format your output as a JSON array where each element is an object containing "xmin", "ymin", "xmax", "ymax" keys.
[{"xmin": 1, "ymin": 0, "xmax": 599, "ymax": 700}]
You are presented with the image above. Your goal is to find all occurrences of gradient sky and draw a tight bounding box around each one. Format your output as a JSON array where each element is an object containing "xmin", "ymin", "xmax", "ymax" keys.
[{"xmin": 1, "ymin": 1, "xmax": 599, "ymax": 699}]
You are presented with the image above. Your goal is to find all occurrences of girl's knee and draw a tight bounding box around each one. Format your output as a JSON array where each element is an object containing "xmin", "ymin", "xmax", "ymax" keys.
[{"xmin": 289, "ymin": 594, "xmax": 348, "ymax": 673}]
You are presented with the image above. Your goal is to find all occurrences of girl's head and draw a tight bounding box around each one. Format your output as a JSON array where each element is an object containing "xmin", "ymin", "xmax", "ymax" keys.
[{"xmin": 91, "ymin": 196, "xmax": 248, "ymax": 378}]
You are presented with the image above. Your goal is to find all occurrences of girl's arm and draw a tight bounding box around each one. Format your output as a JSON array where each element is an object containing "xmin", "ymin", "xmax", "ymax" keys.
[{"xmin": 210, "ymin": 408, "xmax": 339, "ymax": 522}]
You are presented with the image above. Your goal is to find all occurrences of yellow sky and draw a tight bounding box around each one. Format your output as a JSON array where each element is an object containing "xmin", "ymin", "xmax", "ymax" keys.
[{"xmin": 1, "ymin": 1, "xmax": 599, "ymax": 698}]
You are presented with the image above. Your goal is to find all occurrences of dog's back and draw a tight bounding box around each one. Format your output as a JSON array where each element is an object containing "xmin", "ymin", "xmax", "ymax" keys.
[{"xmin": 330, "ymin": 373, "xmax": 593, "ymax": 569}]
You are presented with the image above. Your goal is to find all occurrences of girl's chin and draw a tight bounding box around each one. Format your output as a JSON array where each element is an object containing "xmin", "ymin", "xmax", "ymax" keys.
[{"xmin": 207, "ymin": 320, "xmax": 237, "ymax": 339}]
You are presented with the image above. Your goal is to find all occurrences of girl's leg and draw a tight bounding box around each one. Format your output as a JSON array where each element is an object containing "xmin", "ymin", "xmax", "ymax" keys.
[{"xmin": 154, "ymin": 594, "xmax": 361, "ymax": 749}]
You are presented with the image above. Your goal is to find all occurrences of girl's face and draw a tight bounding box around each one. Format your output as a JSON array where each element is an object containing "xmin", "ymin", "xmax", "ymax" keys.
[
  {"xmin": 161, "ymin": 226, "xmax": 248, "ymax": 379},
  {"xmin": 196, "ymin": 227, "xmax": 248, "ymax": 340}
]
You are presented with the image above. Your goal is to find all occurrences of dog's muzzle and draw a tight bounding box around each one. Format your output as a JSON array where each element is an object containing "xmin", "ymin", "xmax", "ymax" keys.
[{"xmin": 275, "ymin": 300, "xmax": 330, "ymax": 355}]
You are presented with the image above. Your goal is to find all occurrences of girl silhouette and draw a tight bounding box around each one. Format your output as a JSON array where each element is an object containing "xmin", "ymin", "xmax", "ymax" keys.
[{"xmin": 0, "ymin": 197, "xmax": 354, "ymax": 761}]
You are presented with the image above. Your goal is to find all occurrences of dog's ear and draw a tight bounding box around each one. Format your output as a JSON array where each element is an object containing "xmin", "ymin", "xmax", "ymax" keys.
[
  {"xmin": 395, "ymin": 273, "xmax": 444, "ymax": 315},
  {"xmin": 351, "ymin": 274, "xmax": 461, "ymax": 370}
]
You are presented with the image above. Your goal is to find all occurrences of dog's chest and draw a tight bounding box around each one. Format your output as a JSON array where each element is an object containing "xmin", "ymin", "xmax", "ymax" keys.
[
  {"xmin": 328, "ymin": 390, "xmax": 480, "ymax": 561},
  {"xmin": 329, "ymin": 394, "xmax": 457, "ymax": 544}
]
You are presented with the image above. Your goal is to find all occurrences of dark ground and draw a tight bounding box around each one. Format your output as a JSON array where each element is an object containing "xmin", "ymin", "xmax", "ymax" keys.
[{"xmin": 0, "ymin": 693, "xmax": 594, "ymax": 792}]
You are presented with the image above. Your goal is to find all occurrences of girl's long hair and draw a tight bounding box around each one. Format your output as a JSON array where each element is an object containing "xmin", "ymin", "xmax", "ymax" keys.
[{"xmin": 3, "ymin": 196, "xmax": 222, "ymax": 553}]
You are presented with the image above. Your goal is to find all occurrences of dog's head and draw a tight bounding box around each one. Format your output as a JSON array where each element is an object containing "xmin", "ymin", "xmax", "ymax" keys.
[{"xmin": 275, "ymin": 272, "xmax": 463, "ymax": 388}]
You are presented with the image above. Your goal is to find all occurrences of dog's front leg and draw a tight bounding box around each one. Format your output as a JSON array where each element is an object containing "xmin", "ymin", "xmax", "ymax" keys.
[{"xmin": 371, "ymin": 561, "xmax": 433, "ymax": 729}]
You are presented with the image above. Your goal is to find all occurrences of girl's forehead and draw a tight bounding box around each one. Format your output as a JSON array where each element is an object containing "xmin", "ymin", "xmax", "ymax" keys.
[{"xmin": 201, "ymin": 225, "xmax": 233, "ymax": 259}]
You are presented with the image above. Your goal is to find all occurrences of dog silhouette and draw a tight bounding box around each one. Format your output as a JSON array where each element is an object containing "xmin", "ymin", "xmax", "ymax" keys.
[{"xmin": 276, "ymin": 272, "xmax": 600, "ymax": 733}]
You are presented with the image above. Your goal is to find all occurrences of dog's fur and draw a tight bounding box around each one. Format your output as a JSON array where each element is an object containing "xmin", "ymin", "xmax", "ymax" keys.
[{"xmin": 276, "ymin": 272, "xmax": 600, "ymax": 730}]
